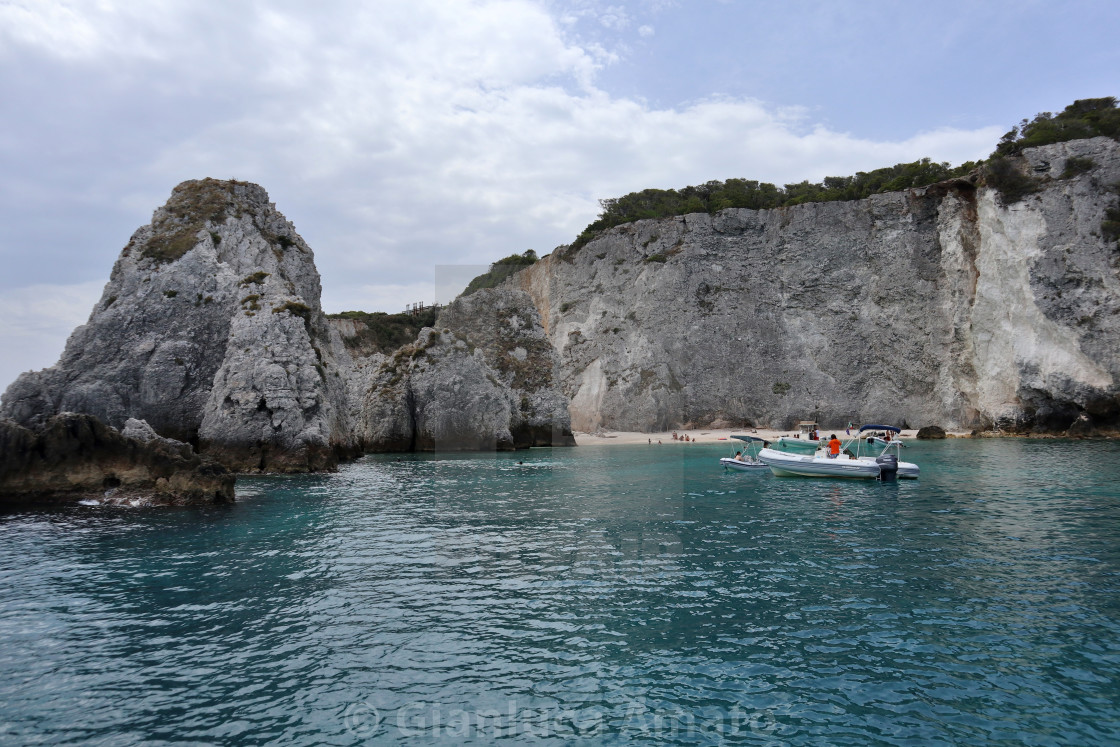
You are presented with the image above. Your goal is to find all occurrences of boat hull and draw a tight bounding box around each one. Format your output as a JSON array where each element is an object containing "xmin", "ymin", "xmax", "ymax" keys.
[
  {"xmin": 720, "ymin": 457, "xmax": 768, "ymax": 471},
  {"xmin": 757, "ymin": 448, "xmax": 919, "ymax": 479}
]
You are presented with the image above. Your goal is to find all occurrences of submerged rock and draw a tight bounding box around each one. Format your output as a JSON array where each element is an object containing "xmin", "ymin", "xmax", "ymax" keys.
[{"xmin": 0, "ymin": 413, "xmax": 233, "ymax": 506}]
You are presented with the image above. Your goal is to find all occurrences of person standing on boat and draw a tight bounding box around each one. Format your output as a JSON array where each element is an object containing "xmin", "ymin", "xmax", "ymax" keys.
[{"xmin": 828, "ymin": 434, "xmax": 842, "ymax": 459}]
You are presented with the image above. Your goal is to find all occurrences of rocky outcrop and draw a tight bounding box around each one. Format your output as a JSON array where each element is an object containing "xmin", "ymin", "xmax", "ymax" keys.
[
  {"xmin": 0, "ymin": 413, "xmax": 234, "ymax": 506},
  {"xmin": 512, "ymin": 137, "xmax": 1120, "ymax": 435},
  {"xmin": 356, "ymin": 289, "xmax": 575, "ymax": 451},
  {"xmin": 0, "ymin": 179, "xmax": 575, "ymax": 476},
  {"xmin": 437, "ymin": 288, "xmax": 575, "ymax": 447},
  {"xmin": 0, "ymin": 179, "xmax": 357, "ymax": 472},
  {"xmin": 915, "ymin": 425, "xmax": 947, "ymax": 439}
]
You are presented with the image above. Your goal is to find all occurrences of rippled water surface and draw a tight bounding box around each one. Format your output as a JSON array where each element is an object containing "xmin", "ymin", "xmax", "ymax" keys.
[{"xmin": 2, "ymin": 439, "xmax": 1120, "ymax": 744}]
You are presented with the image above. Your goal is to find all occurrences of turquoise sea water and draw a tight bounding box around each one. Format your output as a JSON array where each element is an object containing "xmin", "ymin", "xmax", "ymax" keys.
[{"xmin": 2, "ymin": 439, "xmax": 1119, "ymax": 745}]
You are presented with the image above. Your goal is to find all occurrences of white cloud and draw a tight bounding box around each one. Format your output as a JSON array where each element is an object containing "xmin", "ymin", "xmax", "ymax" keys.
[{"xmin": 0, "ymin": 0, "xmax": 1007, "ymax": 387}]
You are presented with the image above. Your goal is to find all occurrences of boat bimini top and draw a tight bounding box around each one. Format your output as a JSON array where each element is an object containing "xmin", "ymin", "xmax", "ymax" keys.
[
  {"xmin": 858, "ymin": 424, "xmax": 901, "ymax": 434},
  {"xmin": 845, "ymin": 424, "xmax": 907, "ymax": 456}
]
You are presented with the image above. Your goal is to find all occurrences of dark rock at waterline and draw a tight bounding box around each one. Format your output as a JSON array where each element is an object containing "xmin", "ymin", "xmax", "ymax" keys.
[
  {"xmin": 1065, "ymin": 412, "xmax": 1120, "ymax": 438},
  {"xmin": 0, "ymin": 413, "xmax": 234, "ymax": 506},
  {"xmin": 916, "ymin": 425, "xmax": 947, "ymax": 439}
]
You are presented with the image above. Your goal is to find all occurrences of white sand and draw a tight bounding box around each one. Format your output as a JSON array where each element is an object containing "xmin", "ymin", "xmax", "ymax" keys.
[{"xmin": 572, "ymin": 427, "xmax": 952, "ymax": 446}]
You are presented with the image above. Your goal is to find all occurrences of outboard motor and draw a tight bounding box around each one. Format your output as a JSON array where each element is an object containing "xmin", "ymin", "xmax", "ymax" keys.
[{"xmin": 876, "ymin": 454, "xmax": 899, "ymax": 481}]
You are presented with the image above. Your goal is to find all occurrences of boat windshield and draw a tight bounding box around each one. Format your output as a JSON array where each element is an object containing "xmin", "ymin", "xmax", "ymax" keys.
[{"xmin": 843, "ymin": 425, "xmax": 904, "ymax": 458}]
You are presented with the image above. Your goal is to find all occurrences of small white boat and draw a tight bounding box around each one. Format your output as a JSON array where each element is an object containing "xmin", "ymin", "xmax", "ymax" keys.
[
  {"xmin": 757, "ymin": 425, "xmax": 919, "ymax": 480},
  {"xmin": 719, "ymin": 435, "xmax": 770, "ymax": 471}
]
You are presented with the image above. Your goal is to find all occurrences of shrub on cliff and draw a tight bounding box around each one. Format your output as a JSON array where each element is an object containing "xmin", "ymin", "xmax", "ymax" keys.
[
  {"xmin": 328, "ymin": 308, "xmax": 438, "ymax": 355},
  {"xmin": 1103, "ymin": 207, "xmax": 1120, "ymax": 245},
  {"xmin": 141, "ymin": 178, "xmax": 251, "ymax": 263},
  {"xmin": 982, "ymin": 156, "xmax": 1041, "ymax": 205},
  {"xmin": 563, "ymin": 97, "xmax": 1116, "ymax": 253},
  {"xmin": 568, "ymin": 159, "xmax": 977, "ymax": 251},
  {"xmin": 993, "ymin": 97, "xmax": 1120, "ymax": 157},
  {"xmin": 461, "ymin": 250, "xmax": 538, "ymax": 296}
]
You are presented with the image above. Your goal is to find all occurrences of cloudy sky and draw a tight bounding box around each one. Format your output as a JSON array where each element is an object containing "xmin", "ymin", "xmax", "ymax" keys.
[{"xmin": 1, "ymin": 0, "xmax": 1118, "ymax": 391}]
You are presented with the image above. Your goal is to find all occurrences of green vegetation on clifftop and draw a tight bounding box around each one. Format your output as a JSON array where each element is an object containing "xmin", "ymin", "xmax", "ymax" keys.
[
  {"xmin": 328, "ymin": 309, "xmax": 439, "ymax": 355},
  {"xmin": 461, "ymin": 250, "xmax": 538, "ymax": 297},
  {"xmin": 141, "ymin": 178, "xmax": 250, "ymax": 263},
  {"xmin": 564, "ymin": 96, "xmax": 1118, "ymax": 252},
  {"xmin": 566, "ymin": 158, "xmax": 979, "ymax": 252},
  {"xmin": 994, "ymin": 97, "xmax": 1120, "ymax": 156}
]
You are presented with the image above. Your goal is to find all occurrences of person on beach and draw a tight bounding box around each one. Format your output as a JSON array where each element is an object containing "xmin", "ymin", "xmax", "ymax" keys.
[{"xmin": 828, "ymin": 434, "xmax": 841, "ymax": 458}]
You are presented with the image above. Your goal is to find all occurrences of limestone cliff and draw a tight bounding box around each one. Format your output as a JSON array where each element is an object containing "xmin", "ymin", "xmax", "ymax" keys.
[
  {"xmin": 354, "ymin": 288, "xmax": 575, "ymax": 451},
  {"xmin": 0, "ymin": 179, "xmax": 357, "ymax": 471},
  {"xmin": 512, "ymin": 137, "xmax": 1120, "ymax": 435},
  {"xmin": 1, "ymin": 180, "xmax": 574, "ymax": 475}
]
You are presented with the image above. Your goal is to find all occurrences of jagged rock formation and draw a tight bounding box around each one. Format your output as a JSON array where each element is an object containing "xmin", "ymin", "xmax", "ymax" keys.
[
  {"xmin": 0, "ymin": 413, "xmax": 234, "ymax": 505},
  {"xmin": 1, "ymin": 180, "xmax": 575, "ymax": 476},
  {"xmin": 438, "ymin": 288, "xmax": 576, "ymax": 447},
  {"xmin": 0, "ymin": 179, "xmax": 357, "ymax": 471},
  {"xmin": 355, "ymin": 289, "xmax": 575, "ymax": 451},
  {"xmin": 512, "ymin": 137, "xmax": 1120, "ymax": 436}
]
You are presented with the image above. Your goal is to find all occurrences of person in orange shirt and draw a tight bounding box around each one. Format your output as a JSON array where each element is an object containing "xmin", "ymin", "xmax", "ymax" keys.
[{"xmin": 828, "ymin": 434, "xmax": 842, "ymax": 458}]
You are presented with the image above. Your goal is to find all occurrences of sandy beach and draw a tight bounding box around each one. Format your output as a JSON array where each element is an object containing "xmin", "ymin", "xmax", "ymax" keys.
[{"xmin": 573, "ymin": 427, "xmax": 939, "ymax": 446}]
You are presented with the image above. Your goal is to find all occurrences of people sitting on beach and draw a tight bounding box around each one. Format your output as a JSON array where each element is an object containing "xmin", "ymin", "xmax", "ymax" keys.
[{"xmin": 828, "ymin": 434, "xmax": 842, "ymax": 459}]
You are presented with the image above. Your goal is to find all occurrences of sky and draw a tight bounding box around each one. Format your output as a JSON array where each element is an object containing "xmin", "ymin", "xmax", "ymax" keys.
[{"xmin": 1, "ymin": 0, "xmax": 1118, "ymax": 392}]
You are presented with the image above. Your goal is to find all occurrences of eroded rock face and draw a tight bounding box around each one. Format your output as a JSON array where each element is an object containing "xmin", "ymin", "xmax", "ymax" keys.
[
  {"xmin": 357, "ymin": 289, "xmax": 575, "ymax": 452},
  {"xmin": 513, "ymin": 138, "xmax": 1120, "ymax": 435},
  {"xmin": 0, "ymin": 413, "xmax": 233, "ymax": 506},
  {"xmin": 358, "ymin": 329, "xmax": 519, "ymax": 451},
  {"xmin": 437, "ymin": 288, "xmax": 575, "ymax": 447},
  {"xmin": 0, "ymin": 179, "xmax": 356, "ymax": 471}
]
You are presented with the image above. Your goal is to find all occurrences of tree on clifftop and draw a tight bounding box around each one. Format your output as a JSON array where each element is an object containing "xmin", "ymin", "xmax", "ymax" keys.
[{"xmin": 994, "ymin": 97, "xmax": 1120, "ymax": 156}]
